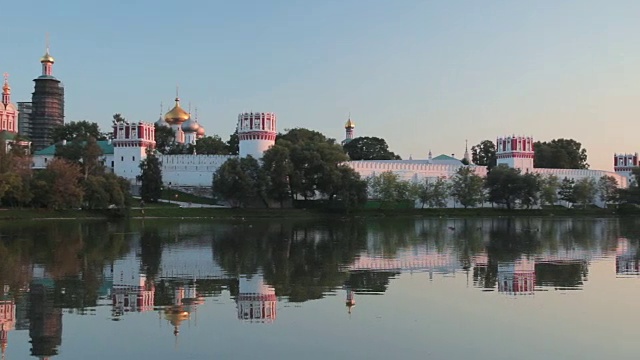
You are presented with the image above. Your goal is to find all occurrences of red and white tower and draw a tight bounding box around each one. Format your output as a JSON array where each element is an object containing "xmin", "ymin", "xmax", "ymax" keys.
[
  {"xmin": 112, "ymin": 122, "xmax": 156, "ymax": 181},
  {"xmin": 0, "ymin": 74, "xmax": 18, "ymax": 134},
  {"xmin": 496, "ymin": 135, "xmax": 534, "ymax": 171},
  {"xmin": 497, "ymin": 258, "xmax": 535, "ymax": 295},
  {"xmin": 237, "ymin": 112, "xmax": 277, "ymax": 159},
  {"xmin": 236, "ymin": 274, "xmax": 277, "ymax": 323},
  {"xmin": 614, "ymin": 153, "xmax": 637, "ymax": 185}
]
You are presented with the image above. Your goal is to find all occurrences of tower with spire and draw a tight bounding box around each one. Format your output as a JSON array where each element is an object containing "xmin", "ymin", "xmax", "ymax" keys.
[
  {"xmin": 463, "ymin": 140, "xmax": 471, "ymax": 164},
  {"xmin": 0, "ymin": 73, "xmax": 18, "ymax": 134},
  {"xmin": 342, "ymin": 114, "xmax": 355, "ymax": 146},
  {"xmin": 30, "ymin": 37, "xmax": 65, "ymax": 150}
]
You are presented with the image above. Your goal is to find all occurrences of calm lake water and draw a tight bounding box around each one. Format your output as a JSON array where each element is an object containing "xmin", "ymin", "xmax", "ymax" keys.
[{"xmin": 1, "ymin": 217, "xmax": 640, "ymax": 360}]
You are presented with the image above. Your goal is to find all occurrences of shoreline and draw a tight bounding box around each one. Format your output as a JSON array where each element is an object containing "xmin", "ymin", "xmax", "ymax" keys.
[{"xmin": 0, "ymin": 206, "xmax": 636, "ymax": 221}]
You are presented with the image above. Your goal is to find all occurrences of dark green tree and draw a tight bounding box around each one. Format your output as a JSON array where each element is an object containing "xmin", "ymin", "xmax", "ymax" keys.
[
  {"xmin": 471, "ymin": 140, "xmax": 497, "ymax": 169},
  {"xmin": 194, "ymin": 135, "xmax": 229, "ymax": 155},
  {"xmin": 450, "ymin": 167, "xmax": 484, "ymax": 208},
  {"xmin": 573, "ymin": 178, "xmax": 597, "ymax": 208},
  {"xmin": 485, "ymin": 165, "xmax": 524, "ymax": 210},
  {"xmin": 212, "ymin": 156, "xmax": 265, "ymax": 207},
  {"xmin": 540, "ymin": 175, "xmax": 560, "ymax": 206},
  {"xmin": 52, "ymin": 121, "xmax": 106, "ymax": 143},
  {"xmin": 343, "ymin": 136, "xmax": 401, "ymax": 160},
  {"xmin": 226, "ymin": 130, "xmax": 239, "ymax": 155},
  {"xmin": 335, "ymin": 166, "xmax": 368, "ymax": 211},
  {"xmin": 534, "ymin": 139, "xmax": 589, "ymax": 169},
  {"xmin": 138, "ymin": 150, "xmax": 163, "ymax": 202},
  {"xmin": 558, "ymin": 177, "xmax": 576, "ymax": 205},
  {"xmin": 598, "ymin": 175, "xmax": 619, "ymax": 207},
  {"xmin": 154, "ymin": 125, "xmax": 175, "ymax": 154},
  {"xmin": 261, "ymin": 144, "xmax": 293, "ymax": 208}
]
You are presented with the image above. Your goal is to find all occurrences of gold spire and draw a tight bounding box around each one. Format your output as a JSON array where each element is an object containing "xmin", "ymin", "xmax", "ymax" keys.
[
  {"xmin": 2, "ymin": 73, "xmax": 9, "ymax": 94},
  {"xmin": 345, "ymin": 113, "xmax": 355, "ymax": 129},
  {"xmin": 40, "ymin": 34, "xmax": 55, "ymax": 63}
]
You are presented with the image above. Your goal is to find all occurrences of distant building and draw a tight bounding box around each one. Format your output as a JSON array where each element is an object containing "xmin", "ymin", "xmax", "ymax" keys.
[
  {"xmin": 30, "ymin": 46, "xmax": 64, "ymax": 151},
  {"xmin": 17, "ymin": 102, "xmax": 32, "ymax": 138}
]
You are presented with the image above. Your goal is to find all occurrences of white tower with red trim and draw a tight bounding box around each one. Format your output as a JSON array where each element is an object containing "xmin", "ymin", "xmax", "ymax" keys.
[
  {"xmin": 614, "ymin": 153, "xmax": 638, "ymax": 185},
  {"xmin": 237, "ymin": 112, "xmax": 276, "ymax": 159},
  {"xmin": 113, "ymin": 121, "xmax": 156, "ymax": 181},
  {"xmin": 496, "ymin": 135, "xmax": 534, "ymax": 171}
]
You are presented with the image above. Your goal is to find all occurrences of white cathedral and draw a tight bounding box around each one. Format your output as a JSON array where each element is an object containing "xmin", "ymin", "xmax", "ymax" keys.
[{"xmin": 31, "ymin": 96, "xmax": 632, "ymax": 208}]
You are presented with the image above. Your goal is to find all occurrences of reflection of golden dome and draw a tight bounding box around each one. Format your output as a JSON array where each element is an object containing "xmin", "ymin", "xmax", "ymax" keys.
[
  {"xmin": 164, "ymin": 306, "xmax": 190, "ymax": 335},
  {"xmin": 164, "ymin": 98, "xmax": 190, "ymax": 125},
  {"xmin": 345, "ymin": 118, "xmax": 355, "ymax": 129},
  {"xmin": 40, "ymin": 51, "xmax": 55, "ymax": 63}
]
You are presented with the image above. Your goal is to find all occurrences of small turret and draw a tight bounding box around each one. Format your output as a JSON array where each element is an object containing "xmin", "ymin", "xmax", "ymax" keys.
[{"xmin": 496, "ymin": 135, "xmax": 534, "ymax": 171}]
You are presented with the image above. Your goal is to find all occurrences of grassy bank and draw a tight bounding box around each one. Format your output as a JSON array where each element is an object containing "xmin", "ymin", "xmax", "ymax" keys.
[{"xmin": 0, "ymin": 205, "xmax": 637, "ymax": 221}]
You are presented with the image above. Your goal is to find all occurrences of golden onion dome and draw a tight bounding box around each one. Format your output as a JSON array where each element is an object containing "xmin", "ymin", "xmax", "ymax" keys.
[
  {"xmin": 164, "ymin": 98, "xmax": 190, "ymax": 124},
  {"xmin": 345, "ymin": 118, "xmax": 355, "ymax": 129},
  {"xmin": 196, "ymin": 125, "xmax": 205, "ymax": 137},
  {"xmin": 40, "ymin": 51, "xmax": 55, "ymax": 63},
  {"xmin": 2, "ymin": 81, "xmax": 9, "ymax": 94}
]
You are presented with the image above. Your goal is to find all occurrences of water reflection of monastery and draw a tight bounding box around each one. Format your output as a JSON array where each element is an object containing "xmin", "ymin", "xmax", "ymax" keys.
[{"xmin": 2, "ymin": 219, "xmax": 639, "ymax": 357}]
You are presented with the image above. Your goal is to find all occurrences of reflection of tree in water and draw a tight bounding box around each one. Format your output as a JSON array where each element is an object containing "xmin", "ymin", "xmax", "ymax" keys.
[
  {"xmin": 212, "ymin": 219, "xmax": 368, "ymax": 302},
  {"xmin": 0, "ymin": 221, "xmax": 132, "ymax": 312},
  {"xmin": 346, "ymin": 271, "xmax": 399, "ymax": 293},
  {"xmin": 29, "ymin": 283, "xmax": 62, "ymax": 359},
  {"xmin": 535, "ymin": 262, "xmax": 587, "ymax": 288}
]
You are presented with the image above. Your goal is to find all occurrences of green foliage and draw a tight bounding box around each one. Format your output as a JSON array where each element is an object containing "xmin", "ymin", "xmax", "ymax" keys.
[
  {"xmin": 32, "ymin": 158, "xmax": 84, "ymax": 210},
  {"xmin": 138, "ymin": 150, "xmax": 163, "ymax": 203},
  {"xmin": 343, "ymin": 136, "xmax": 401, "ymax": 160},
  {"xmin": 194, "ymin": 135, "xmax": 229, "ymax": 155},
  {"xmin": 534, "ymin": 138, "xmax": 589, "ymax": 169},
  {"xmin": 261, "ymin": 145, "xmax": 293, "ymax": 208},
  {"xmin": 212, "ymin": 156, "xmax": 264, "ymax": 207},
  {"xmin": 56, "ymin": 137, "xmax": 104, "ymax": 180},
  {"xmin": 471, "ymin": 140, "xmax": 497, "ymax": 169},
  {"xmin": 368, "ymin": 172, "xmax": 415, "ymax": 208},
  {"xmin": 558, "ymin": 178, "xmax": 576, "ymax": 205},
  {"xmin": 226, "ymin": 130, "xmax": 239, "ymax": 155},
  {"xmin": 540, "ymin": 175, "xmax": 560, "ymax": 206},
  {"xmin": 598, "ymin": 175, "xmax": 619, "ymax": 206},
  {"xmin": 335, "ymin": 166, "xmax": 368, "ymax": 211},
  {"xmin": 154, "ymin": 125, "xmax": 175, "ymax": 154},
  {"xmin": 417, "ymin": 177, "xmax": 450, "ymax": 208},
  {"xmin": 450, "ymin": 167, "xmax": 484, "ymax": 208},
  {"xmin": 484, "ymin": 166, "xmax": 541, "ymax": 209},
  {"xmin": 52, "ymin": 121, "xmax": 106, "ymax": 143},
  {"xmin": 573, "ymin": 177, "xmax": 597, "ymax": 208},
  {"xmin": 485, "ymin": 165, "xmax": 523, "ymax": 210}
]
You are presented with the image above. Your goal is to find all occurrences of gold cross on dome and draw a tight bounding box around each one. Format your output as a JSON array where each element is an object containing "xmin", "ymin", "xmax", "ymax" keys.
[{"xmin": 2, "ymin": 73, "xmax": 7, "ymax": 83}]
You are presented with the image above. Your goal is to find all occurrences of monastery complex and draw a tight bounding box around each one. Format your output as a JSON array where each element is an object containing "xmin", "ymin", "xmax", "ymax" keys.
[{"xmin": 1, "ymin": 44, "xmax": 635, "ymax": 208}]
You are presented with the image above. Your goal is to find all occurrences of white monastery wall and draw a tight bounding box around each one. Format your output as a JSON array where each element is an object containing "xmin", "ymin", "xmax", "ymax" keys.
[{"xmin": 160, "ymin": 154, "xmax": 235, "ymax": 186}]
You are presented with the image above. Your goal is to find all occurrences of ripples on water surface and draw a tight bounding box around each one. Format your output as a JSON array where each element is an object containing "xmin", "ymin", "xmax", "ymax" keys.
[{"xmin": 1, "ymin": 217, "xmax": 639, "ymax": 359}]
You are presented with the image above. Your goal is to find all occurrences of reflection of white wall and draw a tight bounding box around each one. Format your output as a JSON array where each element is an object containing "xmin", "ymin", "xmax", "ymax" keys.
[{"xmin": 160, "ymin": 244, "xmax": 227, "ymax": 279}]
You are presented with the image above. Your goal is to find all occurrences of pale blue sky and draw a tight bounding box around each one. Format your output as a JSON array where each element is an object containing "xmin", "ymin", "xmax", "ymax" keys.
[{"xmin": 3, "ymin": 0, "xmax": 639, "ymax": 170}]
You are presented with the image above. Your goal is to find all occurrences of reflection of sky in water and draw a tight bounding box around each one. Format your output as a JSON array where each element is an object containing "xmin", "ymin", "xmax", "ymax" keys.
[{"xmin": 1, "ymin": 218, "xmax": 640, "ymax": 359}]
